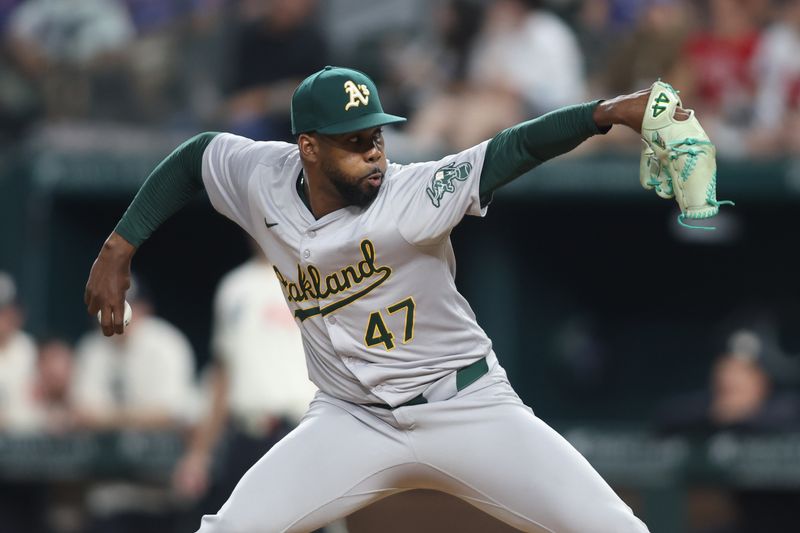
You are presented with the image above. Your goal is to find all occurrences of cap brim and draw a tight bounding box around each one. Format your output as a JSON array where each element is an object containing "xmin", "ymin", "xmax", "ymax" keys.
[{"xmin": 315, "ymin": 113, "xmax": 407, "ymax": 134}]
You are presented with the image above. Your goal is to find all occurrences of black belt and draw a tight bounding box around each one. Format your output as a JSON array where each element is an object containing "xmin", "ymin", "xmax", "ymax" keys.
[{"xmin": 364, "ymin": 356, "xmax": 490, "ymax": 410}]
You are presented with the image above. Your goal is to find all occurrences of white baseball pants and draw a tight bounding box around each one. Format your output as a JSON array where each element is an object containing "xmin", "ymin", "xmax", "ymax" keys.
[{"xmin": 196, "ymin": 361, "xmax": 650, "ymax": 533}]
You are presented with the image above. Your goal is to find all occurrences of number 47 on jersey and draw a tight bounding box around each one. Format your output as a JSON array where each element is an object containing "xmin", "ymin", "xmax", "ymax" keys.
[{"xmin": 364, "ymin": 297, "xmax": 415, "ymax": 350}]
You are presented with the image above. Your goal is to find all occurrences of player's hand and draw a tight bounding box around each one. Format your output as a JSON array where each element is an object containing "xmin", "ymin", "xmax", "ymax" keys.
[
  {"xmin": 639, "ymin": 80, "xmax": 733, "ymax": 229},
  {"xmin": 84, "ymin": 231, "xmax": 136, "ymax": 336},
  {"xmin": 593, "ymin": 87, "xmax": 690, "ymax": 133}
]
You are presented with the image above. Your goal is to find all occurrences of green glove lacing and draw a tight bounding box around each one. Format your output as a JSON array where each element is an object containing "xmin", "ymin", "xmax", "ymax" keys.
[{"xmin": 667, "ymin": 137, "xmax": 735, "ymax": 231}]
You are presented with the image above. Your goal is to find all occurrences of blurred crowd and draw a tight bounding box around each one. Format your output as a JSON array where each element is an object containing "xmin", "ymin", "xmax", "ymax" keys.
[
  {"xmin": 4, "ymin": 0, "xmax": 800, "ymax": 532},
  {"xmin": 0, "ymin": 257, "xmax": 317, "ymax": 533},
  {"xmin": 4, "ymin": 259, "xmax": 800, "ymax": 533},
  {"xmin": 4, "ymin": 0, "xmax": 800, "ymax": 157}
]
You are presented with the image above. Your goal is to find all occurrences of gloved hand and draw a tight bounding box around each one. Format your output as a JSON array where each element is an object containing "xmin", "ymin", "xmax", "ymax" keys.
[{"xmin": 639, "ymin": 81, "xmax": 733, "ymax": 229}]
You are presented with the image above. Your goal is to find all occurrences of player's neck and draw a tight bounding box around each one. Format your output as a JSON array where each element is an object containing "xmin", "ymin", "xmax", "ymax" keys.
[{"xmin": 299, "ymin": 168, "xmax": 349, "ymax": 220}]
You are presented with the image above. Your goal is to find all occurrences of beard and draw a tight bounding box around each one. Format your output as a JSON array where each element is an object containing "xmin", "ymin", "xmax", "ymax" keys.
[{"xmin": 322, "ymin": 161, "xmax": 383, "ymax": 208}]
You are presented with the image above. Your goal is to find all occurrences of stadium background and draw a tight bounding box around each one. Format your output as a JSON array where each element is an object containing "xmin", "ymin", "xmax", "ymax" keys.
[{"xmin": 2, "ymin": 0, "xmax": 800, "ymax": 532}]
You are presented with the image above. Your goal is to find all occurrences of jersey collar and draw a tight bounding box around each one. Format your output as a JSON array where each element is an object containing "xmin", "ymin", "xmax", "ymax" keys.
[{"xmin": 296, "ymin": 170, "xmax": 313, "ymax": 213}]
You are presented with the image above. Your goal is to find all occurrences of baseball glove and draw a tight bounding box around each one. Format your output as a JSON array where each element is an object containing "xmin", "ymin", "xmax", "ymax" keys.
[{"xmin": 639, "ymin": 81, "xmax": 733, "ymax": 230}]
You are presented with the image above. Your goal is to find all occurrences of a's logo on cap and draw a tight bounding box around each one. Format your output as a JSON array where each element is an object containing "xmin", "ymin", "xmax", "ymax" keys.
[{"xmin": 344, "ymin": 80, "xmax": 370, "ymax": 110}]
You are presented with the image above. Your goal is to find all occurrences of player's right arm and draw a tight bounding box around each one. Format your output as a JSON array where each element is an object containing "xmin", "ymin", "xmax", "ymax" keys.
[
  {"xmin": 87, "ymin": 132, "xmax": 287, "ymax": 336},
  {"xmin": 84, "ymin": 132, "xmax": 219, "ymax": 336}
]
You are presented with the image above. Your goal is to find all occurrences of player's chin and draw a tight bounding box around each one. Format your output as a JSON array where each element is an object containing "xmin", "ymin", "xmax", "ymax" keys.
[
  {"xmin": 333, "ymin": 172, "xmax": 382, "ymax": 207},
  {"xmin": 351, "ymin": 179, "xmax": 382, "ymax": 207},
  {"xmin": 358, "ymin": 184, "xmax": 381, "ymax": 205}
]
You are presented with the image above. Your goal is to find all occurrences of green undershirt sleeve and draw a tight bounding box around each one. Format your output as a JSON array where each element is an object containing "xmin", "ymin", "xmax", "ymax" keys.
[
  {"xmin": 480, "ymin": 101, "xmax": 609, "ymax": 197},
  {"xmin": 114, "ymin": 132, "xmax": 220, "ymax": 247}
]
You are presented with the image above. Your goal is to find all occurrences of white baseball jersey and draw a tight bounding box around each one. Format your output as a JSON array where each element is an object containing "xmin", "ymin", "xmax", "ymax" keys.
[
  {"xmin": 212, "ymin": 259, "xmax": 317, "ymax": 422},
  {"xmin": 202, "ymin": 134, "xmax": 493, "ymax": 408},
  {"xmin": 197, "ymin": 134, "xmax": 650, "ymax": 533},
  {"xmin": 0, "ymin": 331, "xmax": 38, "ymax": 432},
  {"xmin": 72, "ymin": 316, "xmax": 196, "ymax": 422}
]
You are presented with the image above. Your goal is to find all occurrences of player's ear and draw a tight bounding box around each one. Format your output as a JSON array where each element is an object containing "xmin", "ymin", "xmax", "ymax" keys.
[{"xmin": 297, "ymin": 133, "xmax": 319, "ymax": 163}]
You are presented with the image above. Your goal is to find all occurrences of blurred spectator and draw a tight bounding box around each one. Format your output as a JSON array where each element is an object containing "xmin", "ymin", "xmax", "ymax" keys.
[
  {"xmin": 407, "ymin": 0, "xmax": 586, "ymax": 152},
  {"xmin": 375, "ymin": 0, "xmax": 485, "ymax": 160},
  {"xmin": 5, "ymin": 0, "xmax": 136, "ymax": 121},
  {"xmin": 120, "ymin": 0, "xmax": 229, "ymax": 127},
  {"xmin": 604, "ymin": 0, "xmax": 691, "ymax": 96},
  {"xmin": 575, "ymin": 0, "xmax": 616, "ymax": 96},
  {"xmin": 30, "ymin": 337, "xmax": 77, "ymax": 434},
  {"xmin": 173, "ymin": 247, "xmax": 317, "ymax": 522},
  {"xmin": 174, "ymin": 0, "xmax": 235, "ymax": 129},
  {"xmin": 384, "ymin": 0, "xmax": 485, "ymax": 115},
  {"xmin": 750, "ymin": 0, "xmax": 800, "ymax": 155},
  {"xmin": 6, "ymin": 0, "xmax": 134, "ymax": 66},
  {"xmin": 0, "ymin": 271, "xmax": 38, "ymax": 433},
  {"xmin": 658, "ymin": 336, "xmax": 800, "ymax": 436},
  {"xmin": 671, "ymin": 0, "xmax": 761, "ymax": 154},
  {"xmin": 574, "ymin": 0, "xmax": 693, "ymax": 153},
  {"xmin": 30, "ymin": 337, "xmax": 85, "ymax": 533},
  {"xmin": 72, "ymin": 281, "xmax": 195, "ymax": 431},
  {"xmin": 0, "ymin": 271, "xmax": 47, "ymax": 533},
  {"xmin": 71, "ymin": 277, "xmax": 195, "ymax": 533},
  {"xmin": 0, "ymin": 3, "xmax": 42, "ymax": 143},
  {"xmin": 118, "ymin": 0, "xmax": 189, "ymax": 125},
  {"xmin": 467, "ymin": 0, "xmax": 586, "ymax": 113},
  {"xmin": 224, "ymin": 0, "xmax": 328, "ymax": 141},
  {"xmin": 657, "ymin": 331, "xmax": 800, "ymax": 533}
]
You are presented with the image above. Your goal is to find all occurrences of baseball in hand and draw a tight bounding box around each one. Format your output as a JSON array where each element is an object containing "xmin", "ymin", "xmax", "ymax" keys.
[{"xmin": 97, "ymin": 300, "xmax": 133, "ymax": 328}]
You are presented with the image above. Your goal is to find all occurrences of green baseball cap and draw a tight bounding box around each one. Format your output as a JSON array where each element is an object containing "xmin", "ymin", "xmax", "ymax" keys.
[{"xmin": 291, "ymin": 66, "xmax": 406, "ymax": 135}]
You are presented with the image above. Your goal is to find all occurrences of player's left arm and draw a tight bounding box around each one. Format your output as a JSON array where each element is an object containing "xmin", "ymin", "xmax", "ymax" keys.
[
  {"xmin": 479, "ymin": 89, "xmax": 678, "ymax": 196},
  {"xmin": 392, "ymin": 97, "xmax": 647, "ymax": 247}
]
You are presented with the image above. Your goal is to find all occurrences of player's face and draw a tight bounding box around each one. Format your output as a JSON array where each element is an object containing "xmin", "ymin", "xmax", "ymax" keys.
[{"xmin": 315, "ymin": 127, "xmax": 387, "ymax": 207}]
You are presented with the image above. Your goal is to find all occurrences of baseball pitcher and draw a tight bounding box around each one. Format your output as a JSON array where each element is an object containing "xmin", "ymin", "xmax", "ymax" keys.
[{"xmin": 85, "ymin": 66, "xmax": 727, "ymax": 532}]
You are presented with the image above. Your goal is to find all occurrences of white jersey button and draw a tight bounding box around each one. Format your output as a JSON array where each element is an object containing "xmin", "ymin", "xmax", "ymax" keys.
[
  {"xmin": 303, "ymin": 249, "xmax": 311, "ymax": 259},
  {"xmin": 307, "ymin": 230, "xmax": 316, "ymax": 238},
  {"xmin": 327, "ymin": 316, "xmax": 336, "ymax": 325},
  {"xmin": 374, "ymin": 384, "xmax": 384, "ymax": 392}
]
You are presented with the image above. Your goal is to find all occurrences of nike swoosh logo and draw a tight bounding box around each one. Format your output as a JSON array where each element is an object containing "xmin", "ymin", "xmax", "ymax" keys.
[{"xmin": 264, "ymin": 218, "xmax": 279, "ymax": 229}]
